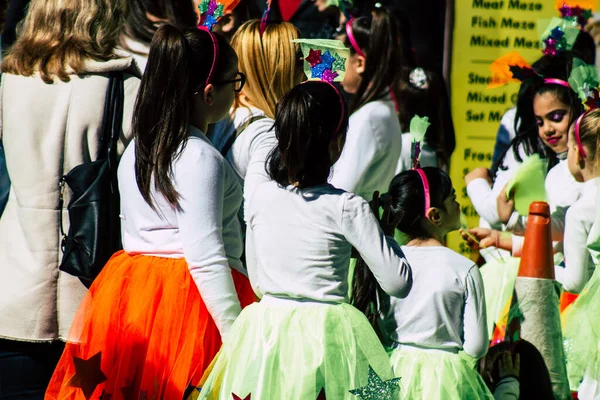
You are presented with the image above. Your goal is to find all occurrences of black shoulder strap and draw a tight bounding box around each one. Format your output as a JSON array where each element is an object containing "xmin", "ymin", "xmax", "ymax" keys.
[
  {"xmin": 103, "ymin": 71, "xmax": 124, "ymax": 192},
  {"xmin": 220, "ymin": 115, "xmax": 266, "ymax": 157}
]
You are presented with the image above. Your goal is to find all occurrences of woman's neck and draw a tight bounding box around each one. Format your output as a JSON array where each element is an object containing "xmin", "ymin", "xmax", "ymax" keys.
[{"xmin": 406, "ymin": 236, "xmax": 445, "ymax": 247}]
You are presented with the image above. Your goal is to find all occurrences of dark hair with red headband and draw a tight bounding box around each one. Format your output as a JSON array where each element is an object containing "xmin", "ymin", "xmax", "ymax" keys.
[
  {"xmin": 133, "ymin": 25, "xmax": 237, "ymax": 210},
  {"xmin": 343, "ymin": 8, "xmax": 408, "ymax": 114},
  {"xmin": 267, "ymin": 81, "xmax": 348, "ymax": 188},
  {"xmin": 493, "ymin": 51, "xmax": 584, "ymax": 176},
  {"xmin": 352, "ymin": 167, "xmax": 453, "ymax": 327}
]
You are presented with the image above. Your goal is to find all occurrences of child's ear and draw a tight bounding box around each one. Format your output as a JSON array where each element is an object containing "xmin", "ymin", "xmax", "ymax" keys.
[
  {"xmin": 356, "ymin": 55, "xmax": 366, "ymax": 75},
  {"xmin": 203, "ymin": 84, "xmax": 215, "ymax": 106},
  {"xmin": 425, "ymin": 208, "xmax": 442, "ymax": 226}
]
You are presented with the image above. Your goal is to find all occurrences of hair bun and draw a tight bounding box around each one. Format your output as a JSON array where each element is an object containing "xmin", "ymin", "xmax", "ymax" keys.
[{"xmin": 409, "ymin": 68, "xmax": 428, "ymax": 90}]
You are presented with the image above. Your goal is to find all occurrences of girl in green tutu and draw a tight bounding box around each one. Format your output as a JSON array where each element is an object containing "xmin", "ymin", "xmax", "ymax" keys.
[
  {"xmin": 194, "ymin": 81, "xmax": 412, "ymax": 400},
  {"xmin": 353, "ymin": 167, "xmax": 496, "ymax": 399}
]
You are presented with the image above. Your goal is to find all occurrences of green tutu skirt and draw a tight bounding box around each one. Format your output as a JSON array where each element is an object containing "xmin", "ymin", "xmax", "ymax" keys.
[
  {"xmin": 562, "ymin": 266, "xmax": 600, "ymax": 394},
  {"xmin": 389, "ymin": 346, "xmax": 494, "ymax": 400},
  {"xmin": 195, "ymin": 296, "xmax": 399, "ymax": 399}
]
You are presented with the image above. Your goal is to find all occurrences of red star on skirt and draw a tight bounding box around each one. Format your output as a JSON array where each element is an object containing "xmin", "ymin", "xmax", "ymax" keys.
[{"xmin": 67, "ymin": 352, "xmax": 107, "ymax": 399}]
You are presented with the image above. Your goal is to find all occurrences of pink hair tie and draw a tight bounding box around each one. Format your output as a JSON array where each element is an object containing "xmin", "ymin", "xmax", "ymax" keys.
[
  {"xmin": 345, "ymin": 19, "xmax": 365, "ymax": 58},
  {"xmin": 574, "ymin": 112, "xmax": 588, "ymax": 158},
  {"xmin": 414, "ymin": 168, "xmax": 430, "ymax": 216},
  {"xmin": 543, "ymin": 78, "xmax": 570, "ymax": 89},
  {"xmin": 198, "ymin": 26, "xmax": 219, "ymax": 85}
]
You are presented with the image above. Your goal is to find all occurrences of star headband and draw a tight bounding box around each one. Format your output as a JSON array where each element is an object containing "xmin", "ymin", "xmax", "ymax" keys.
[
  {"xmin": 198, "ymin": 0, "xmax": 240, "ymax": 31},
  {"xmin": 538, "ymin": 17, "xmax": 580, "ymax": 56},
  {"xmin": 487, "ymin": 51, "xmax": 571, "ymax": 90},
  {"xmin": 557, "ymin": 0, "xmax": 594, "ymax": 28},
  {"xmin": 292, "ymin": 39, "xmax": 349, "ymax": 83},
  {"xmin": 568, "ymin": 58, "xmax": 600, "ymax": 158}
]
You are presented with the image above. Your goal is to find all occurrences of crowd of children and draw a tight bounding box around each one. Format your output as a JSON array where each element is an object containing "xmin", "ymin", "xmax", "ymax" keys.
[{"xmin": 2, "ymin": 0, "xmax": 600, "ymax": 399}]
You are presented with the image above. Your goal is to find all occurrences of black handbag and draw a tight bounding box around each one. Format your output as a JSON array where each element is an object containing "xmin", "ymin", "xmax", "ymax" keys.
[{"xmin": 58, "ymin": 72, "xmax": 124, "ymax": 287}]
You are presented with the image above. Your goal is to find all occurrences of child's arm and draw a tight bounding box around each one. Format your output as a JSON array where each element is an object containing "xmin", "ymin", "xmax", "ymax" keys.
[
  {"xmin": 462, "ymin": 265, "xmax": 489, "ymax": 359},
  {"xmin": 244, "ymin": 223, "xmax": 262, "ymax": 299},
  {"xmin": 342, "ymin": 194, "xmax": 412, "ymax": 298},
  {"xmin": 555, "ymin": 205, "xmax": 594, "ymax": 293}
]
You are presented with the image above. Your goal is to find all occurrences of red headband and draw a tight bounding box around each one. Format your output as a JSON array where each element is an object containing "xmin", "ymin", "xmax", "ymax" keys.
[
  {"xmin": 345, "ymin": 19, "xmax": 365, "ymax": 58},
  {"xmin": 574, "ymin": 112, "xmax": 588, "ymax": 158},
  {"xmin": 198, "ymin": 26, "xmax": 219, "ymax": 86},
  {"xmin": 414, "ymin": 168, "xmax": 430, "ymax": 216},
  {"xmin": 543, "ymin": 78, "xmax": 570, "ymax": 88}
]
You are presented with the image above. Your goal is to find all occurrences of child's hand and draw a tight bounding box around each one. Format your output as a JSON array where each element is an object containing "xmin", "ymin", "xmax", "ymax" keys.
[
  {"xmin": 497, "ymin": 185, "xmax": 515, "ymax": 224},
  {"xmin": 370, "ymin": 191, "xmax": 401, "ymax": 237},
  {"xmin": 465, "ymin": 168, "xmax": 492, "ymax": 186},
  {"xmin": 460, "ymin": 227, "xmax": 495, "ymax": 249},
  {"xmin": 497, "ymin": 352, "xmax": 520, "ymax": 380}
]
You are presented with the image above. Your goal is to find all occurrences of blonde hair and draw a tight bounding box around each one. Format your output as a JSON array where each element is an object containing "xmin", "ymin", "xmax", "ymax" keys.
[
  {"xmin": 231, "ymin": 20, "xmax": 300, "ymax": 119},
  {"xmin": 578, "ymin": 108, "xmax": 600, "ymax": 169},
  {"xmin": 2, "ymin": 0, "xmax": 126, "ymax": 83}
]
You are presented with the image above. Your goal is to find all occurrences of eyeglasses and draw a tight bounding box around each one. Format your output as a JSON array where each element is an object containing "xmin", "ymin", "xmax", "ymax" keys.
[{"xmin": 213, "ymin": 72, "xmax": 246, "ymax": 92}]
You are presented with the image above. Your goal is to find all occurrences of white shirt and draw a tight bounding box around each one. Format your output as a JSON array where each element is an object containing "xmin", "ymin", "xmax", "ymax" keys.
[
  {"xmin": 118, "ymin": 126, "xmax": 244, "ymax": 337},
  {"xmin": 377, "ymin": 246, "xmax": 489, "ymax": 359},
  {"xmin": 245, "ymin": 182, "xmax": 412, "ymax": 302},
  {"xmin": 467, "ymin": 142, "xmax": 527, "ymax": 229},
  {"xmin": 330, "ymin": 99, "xmax": 402, "ymax": 201},
  {"xmin": 554, "ymin": 178, "xmax": 600, "ymax": 293},
  {"xmin": 208, "ymin": 106, "xmax": 276, "ymax": 218}
]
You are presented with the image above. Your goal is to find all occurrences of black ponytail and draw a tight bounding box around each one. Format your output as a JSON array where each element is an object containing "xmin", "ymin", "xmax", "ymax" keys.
[
  {"xmin": 351, "ymin": 168, "xmax": 453, "ymax": 326},
  {"xmin": 343, "ymin": 8, "xmax": 407, "ymax": 113},
  {"xmin": 267, "ymin": 81, "xmax": 348, "ymax": 188},
  {"xmin": 133, "ymin": 25, "xmax": 236, "ymax": 210}
]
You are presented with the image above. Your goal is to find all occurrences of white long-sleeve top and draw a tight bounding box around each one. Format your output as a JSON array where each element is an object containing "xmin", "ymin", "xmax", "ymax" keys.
[
  {"xmin": 467, "ymin": 143, "xmax": 526, "ymax": 229},
  {"xmin": 378, "ymin": 246, "xmax": 489, "ymax": 359},
  {"xmin": 118, "ymin": 126, "xmax": 244, "ymax": 337},
  {"xmin": 245, "ymin": 181, "xmax": 412, "ymax": 302},
  {"xmin": 553, "ymin": 178, "xmax": 600, "ymax": 293},
  {"xmin": 208, "ymin": 106, "xmax": 276, "ymax": 220},
  {"xmin": 330, "ymin": 98, "xmax": 402, "ymax": 201}
]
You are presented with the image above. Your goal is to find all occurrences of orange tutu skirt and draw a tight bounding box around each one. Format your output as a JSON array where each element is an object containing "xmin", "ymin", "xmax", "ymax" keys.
[{"xmin": 45, "ymin": 251, "xmax": 255, "ymax": 400}]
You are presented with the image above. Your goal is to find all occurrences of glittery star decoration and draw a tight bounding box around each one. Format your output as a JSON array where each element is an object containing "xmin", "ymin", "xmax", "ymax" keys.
[
  {"xmin": 306, "ymin": 49, "xmax": 322, "ymax": 67},
  {"xmin": 320, "ymin": 51, "xmax": 336, "ymax": 69},
  {"xmin": 199, "ymin": 0, "xmax": 226, "ymax": 30},
  {"xmin": 66, "ymin": 352, "xmax": 107, "ymax": 399},
  {"xmin": 231, "ymin": 393, "xmax": 251, "ymax": 400},
  {"xmin": 332, "ymin": 53, "xmax": 346, "ymax": 72},
  {"xmin": 559, "ymin": 4, "xmax": 593, "ymax": 27},
  {"xmin": 543, "ymin": 26, "xmax": 568, "ymax": 56},
  {"xmin": 349, "ymin": 366, "xmax": 400, "ymax": 400},
  {"xmin": 316, "ymin": 387, "xmax": 326, "ymax": 399},
  {"xmin": 321, "ymin": 69, "xmax": 339, "ymax": 83},
  {"xmin": 584, "ymin": 89, "xmax": 600, "ymax": 109}
]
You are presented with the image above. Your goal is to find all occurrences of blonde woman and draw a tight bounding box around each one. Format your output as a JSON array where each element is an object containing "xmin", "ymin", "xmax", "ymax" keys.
[
  {"xmin": 0, "ymin": 0, "xmax": 140, "ymax": 397},
  {"xmin": 208, "ymin": 20, "xmax": 304, "ymax": 205}
]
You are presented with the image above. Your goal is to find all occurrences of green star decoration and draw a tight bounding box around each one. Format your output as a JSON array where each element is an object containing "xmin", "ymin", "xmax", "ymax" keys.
[
  {"xmin": 332, "ymin": 53, "xmax": 346, "ymax": 72},
  {"xmin": 349, "ymin": 366, "xmax": 400, "ymax": 400},
  {"xmin": 214, "ymin": 3, "xmax": 225, "ymax": 18},
  {"xmin": 199, "ymin": 0, "xmax": 209, "ymax": 13}
]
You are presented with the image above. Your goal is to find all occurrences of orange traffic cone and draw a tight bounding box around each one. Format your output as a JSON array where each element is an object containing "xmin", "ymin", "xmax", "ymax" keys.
[
  {"xmin": 517, "ymin": 202, "xmax": 554, "ymax": 279},
  {"xmin": 511, "ymin": 202, "xmax": 570, "ymax": 399}
]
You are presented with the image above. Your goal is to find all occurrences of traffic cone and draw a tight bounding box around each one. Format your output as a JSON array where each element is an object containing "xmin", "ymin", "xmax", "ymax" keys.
[
  {"xmin": 517, "ymin": 202, "xmax": 554, "ymax": 279},
  {"xmin": 510, "ymin": 202, "xmax": 570, "ymax": 399}
]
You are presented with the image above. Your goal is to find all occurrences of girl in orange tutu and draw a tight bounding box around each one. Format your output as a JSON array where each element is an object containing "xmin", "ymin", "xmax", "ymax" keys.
[{"xmin": 45, "ymin": 24, "xmax": 255, "ymax": 400}]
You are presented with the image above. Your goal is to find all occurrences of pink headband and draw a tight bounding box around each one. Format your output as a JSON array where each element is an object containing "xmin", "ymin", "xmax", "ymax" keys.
[
  {"xmin": 345, "ymin": 19, "xmax": 365, "ymax": 58},
  {"xmin": 574, "ymin": 112, "xmax": 588, "ymax": 158},
  {"xmin": 414, "ymin": 168, "xmax": 430, "ymax": 216},
  {"xmin": 543, "ymin": 78, "xmax": 570, "ymax": 88},
  {"xmin": 199, "ymin": 27, "xmax": 219, "ymax": 86}
]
